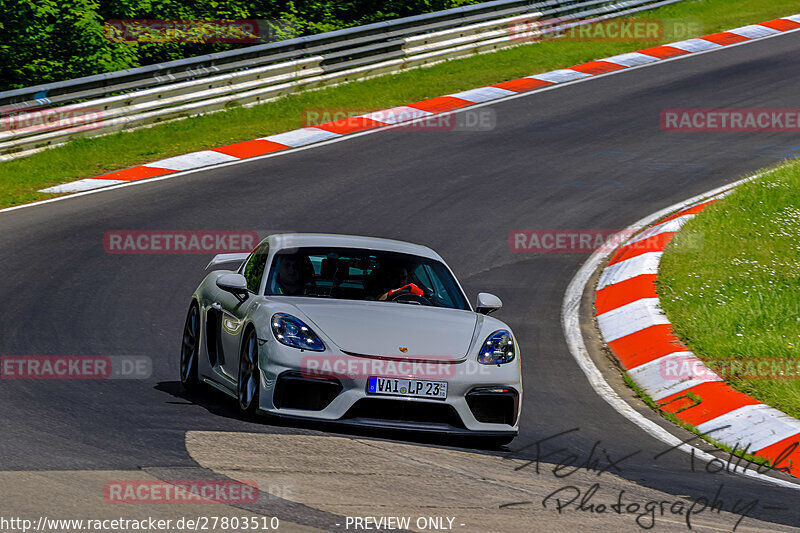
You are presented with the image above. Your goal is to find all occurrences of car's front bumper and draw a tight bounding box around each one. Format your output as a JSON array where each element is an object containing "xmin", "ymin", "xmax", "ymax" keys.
[{"xmin": 257, "ymin": 341, "xmax": 522, "ymax": 435}]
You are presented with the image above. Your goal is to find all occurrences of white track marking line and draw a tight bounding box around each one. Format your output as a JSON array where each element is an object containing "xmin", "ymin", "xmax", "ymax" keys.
[
  {"xmin": 729, "ymin": 25, "xmax": 781, "ymax": 38},
  {"xmin": 39, "ymin": 178, "xmax": 126, "ymax": 193},
  {"xmin": 695, "ymin": 404, "xmax": 800, "ymax": 452},
  {"xmin": 603, "ymin": 52, "xmax": 660, "ymax": 67},
  {"xmin": 668, "ymin": 38, "xmax": 723, "ymax": 52},
  {"xmin": 448, "ymin": 87, "xmax": 516, "ymax": 103},
  {"xmin": 628, "ymin": 352, "xmax": 723, "ymax": 401},
  {"xmin": 260, "ymin": 127, "xmax": 341, "ymax": 147},
  {"xmin": 146, "ymin": 150, "xmax": 239, "ymax": 171},
  {"xmin": 596, "ymin": 297, "xmax": 671, "ymax": 342},
  {"xmin": 627, "ymin": 214, "xmax": 695, "ymax": 244},
  {"xmin": 528, "ymin": 69, "xmax": 592, "ymax": 83},
  {"xmin": 562, "ymin": 171, "xmax": 800, "ymax": 491},
  {"xmin": 597, "ymin": 252, "xmax": 662, "ymax": 289},
  {"xmin": 359, "ymin": 106, "xmax": 432, "ymax": 124}
]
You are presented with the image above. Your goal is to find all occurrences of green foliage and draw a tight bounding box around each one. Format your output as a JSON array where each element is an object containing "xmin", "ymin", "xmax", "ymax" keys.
[
  {"xmin": 659, "ymin": 160, "xmax": 800, "ymax": 418},
  {"xmin": 0, "ymin": 0, "xmax": 140, "ymax": 89},
  {"xmin": 0, "ymin": 0, "xmax": 482, "ymax": 91}
]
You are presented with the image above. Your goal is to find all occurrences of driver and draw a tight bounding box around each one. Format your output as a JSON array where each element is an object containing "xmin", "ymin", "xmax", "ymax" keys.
[
  {"xmin": 374, "ymin": 264, "xmax": 423, "ymax": 301},
  {"xmin": 377, "ymin": 264, "xmax": 408, "ymax": 300},
  {"xmin": 276, "ymin": 255, "xmax": 310, "ymax": 296}
]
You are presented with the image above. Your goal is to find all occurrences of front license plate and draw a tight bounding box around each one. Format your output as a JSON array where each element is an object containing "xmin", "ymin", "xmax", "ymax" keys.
[{"xmin": 367, "ymin": 376, "xmax": 447, "ymax": 399}]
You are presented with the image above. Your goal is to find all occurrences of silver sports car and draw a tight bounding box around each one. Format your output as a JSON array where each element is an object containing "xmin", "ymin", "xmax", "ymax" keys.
[{"xmin": 180, "ymin": 234, "xmax": 522, "ymax": 444}]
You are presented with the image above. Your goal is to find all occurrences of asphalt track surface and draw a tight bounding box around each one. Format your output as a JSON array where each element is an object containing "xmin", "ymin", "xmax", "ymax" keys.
[{"xmin": 1, "ymin": 29, "xmax": 800, "ymax": 530}]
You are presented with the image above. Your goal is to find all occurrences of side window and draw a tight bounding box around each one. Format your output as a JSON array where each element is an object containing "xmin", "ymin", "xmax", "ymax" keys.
[{"xmin": 242, "ymin": 242, "xmax": 270, "ymax": 294}]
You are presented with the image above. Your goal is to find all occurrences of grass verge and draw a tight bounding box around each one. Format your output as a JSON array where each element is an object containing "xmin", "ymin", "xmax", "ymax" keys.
[
  {"xmin": 658, "ymin": 159, "xmax": 800, "ymax": 419},
  {"xmin": 1, "ymin": 0, "xmax": 799, "ymax": 208}
]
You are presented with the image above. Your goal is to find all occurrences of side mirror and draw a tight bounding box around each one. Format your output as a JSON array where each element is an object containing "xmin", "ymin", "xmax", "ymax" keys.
[
  {"xmin": 216, "ymin": 273, "xmax": 249, "ymax": 303},
  {"xmin": 476, "ymin": 292, "xmax": 502, "ymax": 315}
]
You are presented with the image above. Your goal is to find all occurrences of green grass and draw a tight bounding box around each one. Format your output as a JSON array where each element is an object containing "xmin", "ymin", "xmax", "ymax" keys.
[
  {"xmin": 658, "ymin": 160, "xmax": 800, "ymax": 419},
  {"xmin": 1, "ymin": 0, "xmax": 798, "ymax": 208}
]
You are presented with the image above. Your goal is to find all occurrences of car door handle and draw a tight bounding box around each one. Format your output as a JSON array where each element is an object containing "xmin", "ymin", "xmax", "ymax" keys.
[{"xmin": 212, "ymin": 302, "xmax": 222, "ymax": 310}]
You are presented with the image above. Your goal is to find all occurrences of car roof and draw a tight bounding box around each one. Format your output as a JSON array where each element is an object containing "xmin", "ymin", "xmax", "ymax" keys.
[{"xmin": 265, "ymin": 233, "xmax": 443, "ymax": 261}]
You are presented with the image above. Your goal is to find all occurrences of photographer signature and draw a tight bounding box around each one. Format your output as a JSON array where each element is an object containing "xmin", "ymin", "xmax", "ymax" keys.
[{"xmin": 499, "ymin": 426, "xmax": 796, "ymax": 531}]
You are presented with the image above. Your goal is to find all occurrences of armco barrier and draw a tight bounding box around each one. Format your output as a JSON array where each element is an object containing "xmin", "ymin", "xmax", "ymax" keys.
[
  {"xmin": 0, "ymin": 0, "xmax": 683, "ymax": 161},
  {"xmin": 36, "ymin": 14, "xmax": 800, "ymax": 194}
]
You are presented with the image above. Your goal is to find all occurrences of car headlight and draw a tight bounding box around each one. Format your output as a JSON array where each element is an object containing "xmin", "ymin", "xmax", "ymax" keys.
[
  {"xmin": 478, "ymin": 330, "xmax": 516, "ymax": 364},
  {"xmin": 271, "ymin": 313, "xmax": 325, "ymax": 351}
]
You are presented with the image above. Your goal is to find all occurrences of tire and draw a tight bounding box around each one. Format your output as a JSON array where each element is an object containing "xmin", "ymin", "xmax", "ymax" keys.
[
  {"xmin": 180, "ymin": 303, "xmax": 201, "ymax": 391},
  {"xmin": 237, "ymin": 328, "xmax": 260, "ymax": 415}
]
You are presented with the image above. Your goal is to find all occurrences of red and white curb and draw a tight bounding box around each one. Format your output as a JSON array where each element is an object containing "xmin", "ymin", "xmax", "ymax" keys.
[
  {"xmin": 40, "ymin": 14, "xmax": 800, "ymax": 194},
  {"xmin": 595, "ymin": 193, "xmax": 800, "ymax": 478}
]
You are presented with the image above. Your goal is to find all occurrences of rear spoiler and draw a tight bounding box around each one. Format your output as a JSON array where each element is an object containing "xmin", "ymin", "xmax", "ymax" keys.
[{"xmin": 206, "ymin": 252, "xmax": 250, "ymax": 270}]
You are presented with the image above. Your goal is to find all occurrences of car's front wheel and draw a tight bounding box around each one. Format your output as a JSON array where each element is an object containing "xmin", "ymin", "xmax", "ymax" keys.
[
  {"xmin": 237, "ymin": 329, "xmax": 260, "ymax": 415},
  {"xmin": 180, "ymin": 302, "xmax": 201, "ymax": 391}
]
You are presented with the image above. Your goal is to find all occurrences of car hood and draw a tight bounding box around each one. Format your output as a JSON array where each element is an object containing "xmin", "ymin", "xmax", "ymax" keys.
[{"xmin": 291, "ymin": 299, "xmax": 477, "ymax": 360}]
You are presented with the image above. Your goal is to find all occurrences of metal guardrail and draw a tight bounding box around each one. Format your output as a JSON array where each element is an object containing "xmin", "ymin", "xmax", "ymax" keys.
[{"xmin": 0, "ymin": 0, "xmax": 682, "ymax": 161}]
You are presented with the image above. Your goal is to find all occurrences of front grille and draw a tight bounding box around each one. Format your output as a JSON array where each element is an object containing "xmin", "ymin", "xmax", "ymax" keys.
[
  {"xmin": 273, "ymin": 372, "xmax": 342, "ymax": 411},
  {"xmin": 343, "ymin": 398, "xmax": 465, "ymax": 428},
  {"xmin": 466, "ymin": 387, "xmax": 519, "ymax": 425}
]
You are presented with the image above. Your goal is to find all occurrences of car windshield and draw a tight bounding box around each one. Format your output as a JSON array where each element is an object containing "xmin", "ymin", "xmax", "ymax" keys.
[{"xmin": 265, "ymin": 247, "xmax": 469, "ymax": 310}]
